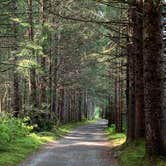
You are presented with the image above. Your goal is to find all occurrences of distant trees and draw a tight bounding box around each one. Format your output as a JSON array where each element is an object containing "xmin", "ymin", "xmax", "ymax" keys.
[{"xmin": 0, "ymin": 0, "xmax": 109, "ymax": 130}]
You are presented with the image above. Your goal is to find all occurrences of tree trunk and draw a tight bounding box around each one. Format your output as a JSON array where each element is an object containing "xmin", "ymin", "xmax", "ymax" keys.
[
  {"xmin": 78, "ymin": 92, "xmax": 82, "ymax": 121},
  {"xmin": 115, "ymin": 60, "xmax": 123, "ymax": 133},
  {"xmin": 12, "ymin": 1, "xmax": 20, "ymax": 117},
  {"xmin": 13, "ymin": 71, "xmax": 20, "ymax": 117},
  {"xmin": 127, "ymin": 2, "xmax": 137, "ymax": 142},
  {"xmin": 143, "ymin": 0, "xmax": 166, "ymax": 155},
  {"xmin": 135, "ymin": 0, "xmax": 145, "ymax": 138},
  {"xmin": 59, "ymin": 88, "xmax": 64, "ymax": 123},
  {"xmin": 108, "ymin": 96, "xmax": 114, "ymax": 126},
  {"xmin": 40, "ymin": 0, "xmax": 46, "ymax": 105},
  {"xmin": 28, "ymin": 0, "xmax": 37, "ymax": 107},
  {"xmin": 127, "ymin": 42, "xmax": 136, "ymax": 142}
]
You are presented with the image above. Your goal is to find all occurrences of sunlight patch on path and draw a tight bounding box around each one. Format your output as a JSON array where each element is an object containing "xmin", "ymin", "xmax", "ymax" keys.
[{"xmin": 20, "ymin": 120, "xmax": 118, "ymax": 166}]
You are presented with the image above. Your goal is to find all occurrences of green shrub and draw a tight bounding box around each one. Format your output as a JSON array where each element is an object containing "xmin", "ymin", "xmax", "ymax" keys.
[
  {"xmin": 22, "ymin": 105, "xmax": 55, "ymax": 131},
  {"xmin": 0, "ymin": 113, "xmax": 32, "ymax": 146}
]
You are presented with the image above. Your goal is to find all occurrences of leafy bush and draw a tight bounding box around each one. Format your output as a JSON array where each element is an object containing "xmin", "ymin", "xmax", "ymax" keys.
[
  {"xmin": 0, "ymin": 113, "xmax": 33, "ymax": 146},
  {"xmin": 22, "ymin": 105, "xmax": 55, "ymax": 131}
]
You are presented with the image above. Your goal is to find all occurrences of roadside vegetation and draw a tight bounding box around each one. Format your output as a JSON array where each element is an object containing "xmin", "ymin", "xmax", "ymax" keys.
[
  {"xmin": 106, "ymin": 126, "xmax": 166, "ymax": 166},
  {"xmin": 0, "ymin": 113, "xmax": 95, "ymax": 166}
]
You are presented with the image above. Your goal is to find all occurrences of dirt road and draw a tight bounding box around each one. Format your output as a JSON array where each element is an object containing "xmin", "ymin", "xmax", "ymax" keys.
[{"xmin": 20, "ymin": 120, "xmax": 118, "ymax": 166}]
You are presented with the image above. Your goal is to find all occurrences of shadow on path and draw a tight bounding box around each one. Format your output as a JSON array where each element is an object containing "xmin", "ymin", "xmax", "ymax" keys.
[{"xmin": 20, "ymin": 119, "xmax": 118, "ymax": 166}]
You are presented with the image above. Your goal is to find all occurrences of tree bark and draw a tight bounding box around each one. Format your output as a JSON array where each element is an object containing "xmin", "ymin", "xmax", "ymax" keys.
[
  {"xmin": 40, "ymin": 0, "xmax": 47, "ymax": 105},
  {"xmin": 28, "ymin": 0, "xmax": 37, "ymax": 107},
  {"xmin": 115, "ymin": 60, "xmax": 123, "ymax": 133},
  {"xmin": 127, "ymin": 1, "xmax": 137, "ymax": 142},
  {"xmin": 143, "ymin": 0, "xmax": 166, "ymax": 155},
  {"xmin": 134, "ymin": 0, "xmax": 145, "ymax": 138},
  {"xmin": 12, "ymin": 1, "xmax": 20, "ymax": 117},
  {"xmin": 127, "ymin": 42, "xmax": 136, "ymax": 142}
]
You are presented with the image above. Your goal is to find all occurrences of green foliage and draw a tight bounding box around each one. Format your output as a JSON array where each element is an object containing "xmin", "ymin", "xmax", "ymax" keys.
[
  {"xmin": 0, "ymin": 135, "xmax": 45, "ymax": 166},
  {"xmin": 35, "ymin": 23, "xmax": 54, "ymax": 47},
  {"xmin": 105, "ymin": 125, "xmax": 126, "ymax": 147},
  {"xmin": 0, "ymin": 113, "xmax": 32, "ymax": 148},
  {"xmin": 106, "ymin": 126, "xmax": 166, "ymax": 166},
  {"xmin": 118, "ymin": 140, "xmax": 166, "ymax": 166},
  {"xmin": 0, "ymin": 119, "xmax": 95, "ymax": 166},
  {"xmin": 155, "ymin": 158, "xmax": 166, "ymax": 166},
  {"xmin": 94, "ymin": 107, "xmax": 102, "ymax": 118},
  {"xmin": 10, "ymin": 17, "xmax": 30, "ymax": 28},
  {"xmin": 22, "ymin": 105, "xmax": 55, "ymax": 131},
  {"xmin": 119, "ymin": 140, "xmax": 145, "ymax": 166},
  {"xmin": 106, "ymin": 126, "xmax": 146, "ymax": 165}
]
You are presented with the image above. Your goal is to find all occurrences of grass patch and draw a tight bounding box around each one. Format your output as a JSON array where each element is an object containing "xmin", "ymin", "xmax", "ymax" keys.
[
  {"xmin": 119, "ymin": 139, "xmax": 145, "ymax": 166},
  {"xmin": 105, "ymin": 126, "xmax": 126, "ymax": 147},
  {"xmin": 0, "ymin": 120, "xmax": 95, "ymax": 166},
  {"xmin": 155, "ymin": 158, "xmax": 166, "ymax": 166},
  {"xmin": 106, "ymin": 126, "xmax": 166, "ymax": 166},
  {"xmin": 119, "ymin": 140, "xmax": 166, "ymax": 166}
]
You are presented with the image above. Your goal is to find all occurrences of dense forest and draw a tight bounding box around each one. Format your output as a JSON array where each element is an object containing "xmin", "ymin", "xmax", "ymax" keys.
[{"xmin": 0, "ymin": 0, "xmax": 166, "ymax": 166}]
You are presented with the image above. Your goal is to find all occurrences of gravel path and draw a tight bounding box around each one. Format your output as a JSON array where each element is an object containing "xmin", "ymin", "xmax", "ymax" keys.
[{"xmin": 20, "ymin": 119, "xmax": 118, "ymax": 166}]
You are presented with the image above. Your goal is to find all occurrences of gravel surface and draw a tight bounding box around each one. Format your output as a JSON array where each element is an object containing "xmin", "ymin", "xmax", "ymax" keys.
[{"xmin": 19, "ymin": 119, "xmax": 118, "ymax": 166}]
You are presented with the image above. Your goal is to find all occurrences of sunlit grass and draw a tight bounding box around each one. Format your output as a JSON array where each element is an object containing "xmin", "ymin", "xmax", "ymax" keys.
[
  {"xmin": 106, "ymin": 126, "xmax": 166, "ymax": 166},
  {"xmin": 106, "ymin": 126, "xmax": 145, "ymax": 166},
  {"xmin": 0, "ymin": 120, "xmax": 96, "ymax": 166},
  {"xmin": 105, "ymin": 126, "xmax": 126, "ymax": 147},
  {"xmin": 0, "ymin": 135, "xmax": 45, "ymax": 166}
]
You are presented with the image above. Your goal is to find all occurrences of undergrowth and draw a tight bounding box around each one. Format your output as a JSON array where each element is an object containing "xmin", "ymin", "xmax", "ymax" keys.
[
  {"xmin": 106, "ymin": 125, "xmax": 166, "ymax": 166},
  {"xmin": 0, "ymin": 114, "xmax": 95, "ymax": 166}
]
